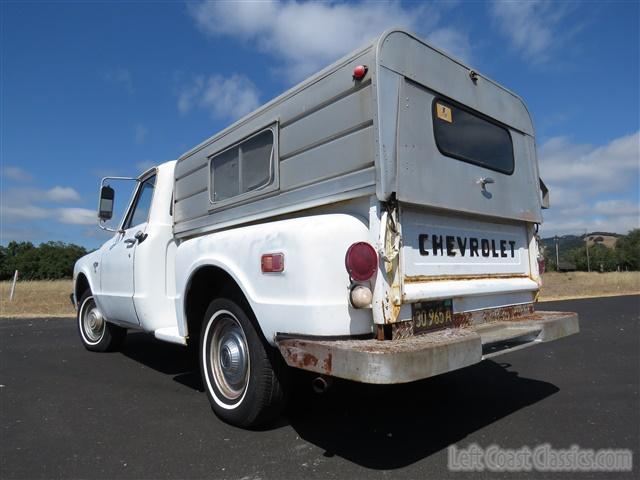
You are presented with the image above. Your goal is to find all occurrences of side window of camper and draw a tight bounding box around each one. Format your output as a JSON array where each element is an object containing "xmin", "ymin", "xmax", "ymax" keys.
[
  {"xmin": 432, "ymin": 99, "xmax": 514, "ymax": 175},
  {"xmin": 210, "ymin": 129, "xmax": 275, "ymax": 203}
]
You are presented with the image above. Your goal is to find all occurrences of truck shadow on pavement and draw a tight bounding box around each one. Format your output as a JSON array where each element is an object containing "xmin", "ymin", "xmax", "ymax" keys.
[
  {"xmin": 286, "ymin": 361, "xmax": 559, "ymax": 469},
  {"xmin": 120, "ymin": 332, "xmax": 205, "ymax": 392},
  {"xmin": 121, "ymin": 332, "xmax": 559, "ymax": 470}
]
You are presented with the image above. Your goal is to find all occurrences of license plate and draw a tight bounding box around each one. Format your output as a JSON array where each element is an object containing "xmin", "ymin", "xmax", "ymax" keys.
[{"xmin": 412, "ymin": 299, "xmax": 454, "ymax": 334}]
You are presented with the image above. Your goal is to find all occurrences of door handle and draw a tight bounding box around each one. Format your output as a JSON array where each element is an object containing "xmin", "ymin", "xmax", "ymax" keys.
[
  {"xmin": 134, "ymin": 230, "xmax": 147, "ymax": 243},
  {"xmin": 124, "ymin": 238, "xmax": 137, "ymax": 246}
]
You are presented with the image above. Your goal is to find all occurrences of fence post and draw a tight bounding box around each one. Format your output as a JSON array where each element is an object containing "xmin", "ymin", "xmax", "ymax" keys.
[{"xmin": 9, "ymin": 270, "xmax": 19, "ymax": 301}]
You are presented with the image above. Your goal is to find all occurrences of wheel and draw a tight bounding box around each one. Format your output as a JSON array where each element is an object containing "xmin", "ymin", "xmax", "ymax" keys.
[
  {"xmin": 77, "ymin": 291, "xmax": 126, "ymax": 352},
  {"xmin": 199, "ymin": 298, "xmax": 287, "ymax": 428}
]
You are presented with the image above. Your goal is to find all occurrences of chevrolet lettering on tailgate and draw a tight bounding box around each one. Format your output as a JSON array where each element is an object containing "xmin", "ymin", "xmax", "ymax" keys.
[{"xmin": 418, "ymin": 234, "xmax": 517, "ymax": 258}]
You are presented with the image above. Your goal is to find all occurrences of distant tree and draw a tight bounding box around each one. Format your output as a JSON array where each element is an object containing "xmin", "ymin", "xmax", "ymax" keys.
[
  {"xmin": 542, "ymin": 246, "xmax": 557, "ymax": 272},
  {"xmin": 0, "ymin": 241, "xmax": 87, "ymax": 280},
  {"xmin": 566, "ymin": 246, "xmax": 588, "ymax": 271},
  {"xmin": 616, "ymin": 229, "xmax": 640, "ymax": 270}
]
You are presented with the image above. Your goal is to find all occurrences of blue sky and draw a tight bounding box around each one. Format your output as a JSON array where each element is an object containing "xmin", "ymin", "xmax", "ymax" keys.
[{"xmin": 1, "ymin": 0, "xmax": 638, "ymax": 248}]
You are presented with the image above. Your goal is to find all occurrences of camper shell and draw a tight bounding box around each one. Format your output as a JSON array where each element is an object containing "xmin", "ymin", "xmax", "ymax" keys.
[{"xmin": 173, "ymin": 29, "xmax": 542, "ymax": 238}]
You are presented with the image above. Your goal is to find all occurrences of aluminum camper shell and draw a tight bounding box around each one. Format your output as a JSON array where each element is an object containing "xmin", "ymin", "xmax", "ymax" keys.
[{"xmin": 173, "ymin": 29, "xmax": 543, "ymax": 239}]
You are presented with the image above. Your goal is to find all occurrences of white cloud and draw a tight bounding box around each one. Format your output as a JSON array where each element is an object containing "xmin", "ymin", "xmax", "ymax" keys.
[
  {"xmin": 57, "ymin": 208, "xmax": 96, "ymax": 225},
  {"xmin": 134, "ymin": 124, "xmax": 148, "ymax": 144},
  {"xmin": 1, "ymin": 165, "xmax": 33, "ymax": 182},
  {"xmin": 45, "ymin": 186, "xmax": 81, "ymax": 202},
  {"xmin": 1, "ymin": 185, "xmax": 85, "ymax": 227},
  {"xmin": 593, "ymin": 200, "xmax": 639, "ymax": 216},
  {"xmin": 539, "ymin": 132, "xmax": 639, "ymax": 194},
  {"xmin": 188, "ymin": 0, "xmax": 470, "ymax": 81},
  {"xmin": 104, "ymin": 67, "xmax": 134, "ymax": 94},
  {"xmin": 2, "ymin": 186, "xmax": 81, "ymax": 206},
  {"xmin": 538, "ymin": 131, "xmax": 640, "ymax": 236},
  {"xmin": 178, "ymin": 74, "xmax": 261, "ymax": 120},
  {"xmin": 1, "ymin": 204, "xmax": 49, "ymax": 221},
  {"xmin": 490, "ymin": 0, "xmax": 573, "ymax": 63}
]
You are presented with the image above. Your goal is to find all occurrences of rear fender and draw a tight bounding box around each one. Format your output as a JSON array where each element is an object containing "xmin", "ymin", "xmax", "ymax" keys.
[{"xmin": 175, "ymin": 214, "xmax": 375, "ymax": 344}]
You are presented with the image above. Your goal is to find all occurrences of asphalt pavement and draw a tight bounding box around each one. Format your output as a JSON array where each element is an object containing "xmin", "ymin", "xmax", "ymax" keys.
[{"xmin": 1, "ymin": 295, "xmax": 638, "ymax": 479}]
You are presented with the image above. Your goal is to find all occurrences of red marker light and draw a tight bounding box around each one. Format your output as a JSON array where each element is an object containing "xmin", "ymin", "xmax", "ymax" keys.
[
  {"xmin": 261, "ymin": 253, "xmax": 284, "ymax": 273},
  {"xmin": 353, "ymin": 65, "xmax": 368, "ymax": 80},
  {"xmin": 345, "ymin": 242, "xmax": 377, "ymax": 281}
]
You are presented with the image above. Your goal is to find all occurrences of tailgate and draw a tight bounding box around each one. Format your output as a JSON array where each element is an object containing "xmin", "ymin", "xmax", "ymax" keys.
[
  {"xmin": 399, "ymin": 206, "xmax": 539, "ymax": 302},
  {"xmin": 401, "ymin": 208, "xmax": 530, "ymax": 280}
]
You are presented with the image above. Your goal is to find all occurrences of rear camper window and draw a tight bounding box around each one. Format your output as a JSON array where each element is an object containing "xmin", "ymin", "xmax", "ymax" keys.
[
  {"xmin": 210, "ymin": 128, "xmax": 276, "ymax": 203},
  {"xmin": 432, "ymin": 99, "xmax": 514, "ymax": 175}
]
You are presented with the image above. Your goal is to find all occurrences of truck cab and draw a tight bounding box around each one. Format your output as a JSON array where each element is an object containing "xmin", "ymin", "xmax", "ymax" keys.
[{"xmin": 73, "ymin": 29, "xmax": 578, "ymax": 428}]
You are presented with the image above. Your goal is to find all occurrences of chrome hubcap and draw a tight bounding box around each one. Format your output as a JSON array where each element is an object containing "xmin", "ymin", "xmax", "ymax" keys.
[
  {"xmin": 210, "ymin": 316, "xmax": 248, "ymax": 400},
  {"xmin": 83, "ymin": 301, "xmax": 105, "ymax": 342}
]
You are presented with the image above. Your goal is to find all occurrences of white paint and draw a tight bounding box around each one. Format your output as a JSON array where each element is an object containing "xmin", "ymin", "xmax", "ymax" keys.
[
  {"xmin": 403, "ymin": 278, "xmax": 539, "ymax": 303},
  {"xmin": 174, "ymin": 212, "xmax": 375, "ymax": 343},
  {"xmin": 154, "ymin": 327, "xmax": 187, "ymax": 345}
]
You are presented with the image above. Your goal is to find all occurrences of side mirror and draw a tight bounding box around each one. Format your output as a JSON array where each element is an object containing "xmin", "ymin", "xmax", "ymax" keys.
[{"xmin": 99, "ymin": 185, "xmax": 115, "ymax": 221}]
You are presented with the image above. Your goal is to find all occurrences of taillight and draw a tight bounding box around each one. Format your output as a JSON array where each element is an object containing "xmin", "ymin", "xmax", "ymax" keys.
[
  {"xmin": 538, "ymin": 257, "xmax": 546, "ymax": 275},
  {"xmin": 261, "ymin": 253, "xmax": 284, "ymax": 273},
  {"xmin": 345, "ymin": 242, "xmax": 377, "ymax": 281}
]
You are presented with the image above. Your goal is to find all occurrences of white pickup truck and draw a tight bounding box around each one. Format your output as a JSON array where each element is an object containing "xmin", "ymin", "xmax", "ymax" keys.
[{"xmin": 73, "ymin": 29, "xmax": 578, "ymax": 428}]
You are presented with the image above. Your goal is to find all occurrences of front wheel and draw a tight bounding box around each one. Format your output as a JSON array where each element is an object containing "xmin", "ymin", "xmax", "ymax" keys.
[
  {"xmin": 77, "ymin": 292, "xmax": 126, "ymax": 352},
  {"xmin": 199, "ymin": 298, "xmax": 287, "ymax": 428}
]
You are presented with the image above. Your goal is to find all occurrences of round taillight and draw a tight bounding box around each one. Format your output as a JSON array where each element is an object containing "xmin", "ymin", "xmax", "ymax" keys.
[{"xmin": 345, "ymin": 242, "xmax": 377, "ymax": 281}]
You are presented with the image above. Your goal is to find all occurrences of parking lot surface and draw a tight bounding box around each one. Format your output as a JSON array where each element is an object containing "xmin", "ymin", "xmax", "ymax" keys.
[{"xmin": 1, "ymin": 296, "xmax": 638, "ymax": 479}]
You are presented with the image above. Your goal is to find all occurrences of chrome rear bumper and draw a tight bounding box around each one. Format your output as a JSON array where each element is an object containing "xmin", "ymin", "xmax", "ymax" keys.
[{"xmin": 276, "ymin": 310, "xmax": 579, "ymax": 384}]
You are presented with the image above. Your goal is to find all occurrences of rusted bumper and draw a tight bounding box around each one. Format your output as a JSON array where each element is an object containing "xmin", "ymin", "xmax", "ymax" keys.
[{"xmin": 276, "ymin": 310, "xmax": 579, "ymax": 384}]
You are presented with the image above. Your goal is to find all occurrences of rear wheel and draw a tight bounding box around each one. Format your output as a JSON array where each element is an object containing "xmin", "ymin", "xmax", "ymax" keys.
[
  {"xmin": 77, "ymin": 291, "xmax": 126, "ymax": 352},
  {"xmin": 199, "ymin": 298, "xmax": 287, "ymax": 428}
]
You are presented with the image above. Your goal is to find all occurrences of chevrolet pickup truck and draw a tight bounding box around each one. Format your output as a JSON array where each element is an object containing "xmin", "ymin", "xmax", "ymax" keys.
[{"xmin": 72, "ymin": 29, "xmax": 579, "ymax": 428}]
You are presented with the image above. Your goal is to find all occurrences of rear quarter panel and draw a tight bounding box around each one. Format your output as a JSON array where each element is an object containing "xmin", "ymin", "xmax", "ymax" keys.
[{"xmin": 174, "ymin": 213, "xmax": 375, "ymax": 344}]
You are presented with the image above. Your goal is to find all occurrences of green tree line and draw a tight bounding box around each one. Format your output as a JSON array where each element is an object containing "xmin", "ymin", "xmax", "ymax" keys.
[
  {"xmin": 0, "ymin": 241, "xmax": 88, "ymax": 280},
  {"xmin": 544, "ymin": 229, "xmax": 639, "ymax": 272}
]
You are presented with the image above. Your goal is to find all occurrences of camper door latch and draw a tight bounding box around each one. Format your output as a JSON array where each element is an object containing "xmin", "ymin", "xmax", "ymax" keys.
[{"xmin": 476, "ymin": 177, "xmax": 495, "ymax": 188}]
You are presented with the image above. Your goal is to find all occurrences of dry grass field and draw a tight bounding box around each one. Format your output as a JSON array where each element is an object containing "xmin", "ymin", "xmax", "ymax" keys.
[
  {"xmin": 539, "ymin": 271, "xmax": 640, "ymax": 302},
  {"xmin": 1, "ymin": 280, "xmax": 74, "ymax": 318},
  {"xmin": 1, "ymin": 273, "xmax": 638, "ymax": 317}
]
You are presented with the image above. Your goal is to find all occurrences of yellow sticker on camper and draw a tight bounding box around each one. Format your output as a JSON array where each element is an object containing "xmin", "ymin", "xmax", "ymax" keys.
[{"xmin": 436, "ymin": 103, "xmax": 452, "ymax": 123}]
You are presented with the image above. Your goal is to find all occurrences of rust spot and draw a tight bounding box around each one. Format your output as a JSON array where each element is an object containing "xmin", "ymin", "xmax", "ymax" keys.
[
  {"xmin": 453, "ymin": 311, "xmax": 472, "ymax": 328},
  {"xmin": 482, "ymin": 303, "xmax": 535, "ymax": 323},
  {"xmin": 391, "ymin": 320, "xmax": 414, "ymax": 340},
  {"xmin": 404, "ymin": 273, "xmax": 529, "ymax": 283},
  {"xmin": 285, "ymin": 348, "xmax": 319, "ymax": 368},
  {"xmin": 323, "ymin": 353, "xmax": 332, "ymax": 374},
  {"xmin": 301, "ymin": 353, "xmax": 319, "ymax": 367}
]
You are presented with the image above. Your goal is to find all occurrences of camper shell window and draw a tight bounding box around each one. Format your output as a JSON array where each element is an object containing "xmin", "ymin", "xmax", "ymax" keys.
[
  {"xmin": 208, "ymin": 127, "xmax": 277, "ymax": 206},
  {"xmin": 432, "ymin": 98, "xmax": 515, "ymax": 175}
]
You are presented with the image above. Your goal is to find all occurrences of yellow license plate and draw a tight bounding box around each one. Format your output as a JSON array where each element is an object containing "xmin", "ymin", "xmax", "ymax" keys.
[{"xmin": 412, "ymin": 299, "xmax": 454, "ymax": 334}]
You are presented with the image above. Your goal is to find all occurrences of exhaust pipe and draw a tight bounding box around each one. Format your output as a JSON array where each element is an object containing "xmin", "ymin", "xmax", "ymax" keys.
[{"xmin": 311, "ymin": 375, "xmax": 332, "ymax": 394}]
